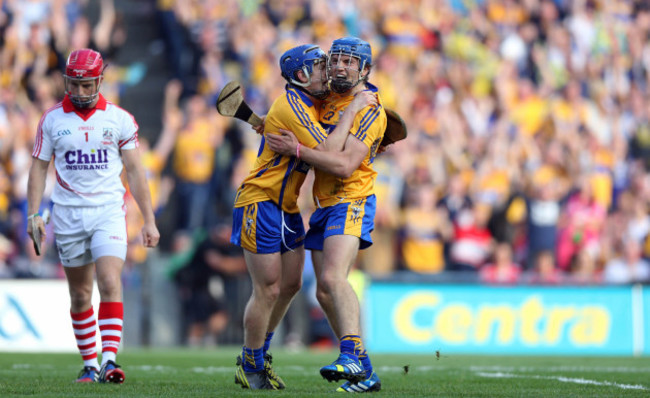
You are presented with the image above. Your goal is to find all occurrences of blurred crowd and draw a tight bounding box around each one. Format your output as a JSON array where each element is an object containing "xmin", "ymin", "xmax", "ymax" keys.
[{"xmin": 2, "ymin": 0, "xmax": 650, "ymax": 294}]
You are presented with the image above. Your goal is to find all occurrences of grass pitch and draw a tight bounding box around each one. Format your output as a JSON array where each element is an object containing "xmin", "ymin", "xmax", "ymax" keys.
[{"xmin": 1, "ymin": 348, "xmax": 649, "ymax": 397}]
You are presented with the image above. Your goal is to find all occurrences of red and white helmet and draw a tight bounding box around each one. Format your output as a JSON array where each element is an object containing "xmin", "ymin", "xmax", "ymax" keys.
[{"xmin": 63, "ymin": 49, "xmax": 105, "ymax": 108}]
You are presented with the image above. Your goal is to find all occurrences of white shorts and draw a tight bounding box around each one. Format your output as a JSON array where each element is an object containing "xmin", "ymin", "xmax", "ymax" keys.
[{"xmin": 53, "ymin": 202, "xmax": 128, "ymax": 267}]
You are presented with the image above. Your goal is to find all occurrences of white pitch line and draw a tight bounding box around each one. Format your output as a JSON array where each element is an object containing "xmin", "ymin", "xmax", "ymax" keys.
[
  {"xmin": 476, "ymin": 371, "xmax": 648, "ymax": 391},
  {"xmin": 470, "ymin": 365, "xmax": 650, "ymax": 373}
]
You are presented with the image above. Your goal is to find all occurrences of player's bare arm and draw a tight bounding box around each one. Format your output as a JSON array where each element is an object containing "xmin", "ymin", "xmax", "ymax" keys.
[
  {"xmin": 121, "ymin": 148, "xmax": 160, "ymax": 248},
  {"xmin": 268, "ymin": 131, "xmax": 367, "ymax": 178},
  {"xmin": 26, "ymin": 158, "xmax": 50, "ymax": 245},
  {"xmin": 319, "ymin": 90, "xmax": 377, "ymax": 152},
  {"xmin": 265, "ymin": 91, "xmax": 375, "ymax": 156}
]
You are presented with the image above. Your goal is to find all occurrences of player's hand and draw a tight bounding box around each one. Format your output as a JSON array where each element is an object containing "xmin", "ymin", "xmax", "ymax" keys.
[
  {"xmin": 266, "ymin": 129, "xmax": 298, "ymax": 156},
  {"xmin": 252, "ymin": 115, "xmax": 266, "ymax": 135},
  {"xmin": 349, "ymin": 90, "xmax": 378, "ymax": 113},
  {"xmin": 141, "ymin": 223, "xmax": 160, "ymax": 248},
  {"xmin": 26, "ymin": 215, "xmax": 46, "ymax": 245}
]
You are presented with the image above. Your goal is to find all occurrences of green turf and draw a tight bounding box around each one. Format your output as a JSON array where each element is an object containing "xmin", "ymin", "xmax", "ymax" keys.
[{"xmin": 1, "ymin": 348, "xmax": 649, "ymax": 397}]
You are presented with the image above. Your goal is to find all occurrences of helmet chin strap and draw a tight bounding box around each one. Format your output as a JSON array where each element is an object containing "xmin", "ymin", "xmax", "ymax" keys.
[
  {"xmin": 69, "ymin": 93, "xmax": 98, "ymax": 108},
  {"xmin": 330, "ymin": 75, "xmax": 366, "ymax": 94}
]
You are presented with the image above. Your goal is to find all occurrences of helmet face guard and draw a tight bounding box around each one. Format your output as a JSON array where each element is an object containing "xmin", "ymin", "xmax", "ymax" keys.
[
  {"xmin": 64, "ymin": 49, "xmax": 105, "ymax": 109},
  {"xmin": 280, "ymin": 44, "xmax": 329, "ymax": 100},
  {"xmin": 327, "ymin": 37, "xmax": 372, "ymax": 94},
  {"xmin": 64, "ymin": 75, "xmax": 103, "ymax": 108}
]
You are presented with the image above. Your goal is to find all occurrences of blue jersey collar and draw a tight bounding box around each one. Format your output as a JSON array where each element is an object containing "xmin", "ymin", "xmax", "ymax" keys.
[{"xmin": 365, "ymin": 82, "xmax": 379, "ymax": 93}]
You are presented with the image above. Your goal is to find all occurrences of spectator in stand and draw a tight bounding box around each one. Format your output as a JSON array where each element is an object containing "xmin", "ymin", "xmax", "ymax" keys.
[
  {"xmin": 525, "ymin": 249, "xmax": 564, "ymax": 285},
  {"xmin": 171, "ymin": 94, "xmax": 224, "ymax": 231},
  {"xmin": 523, "ymin": 167, "xmax": 565, "ymax": 269},
  {"xmin": 567, "ymin": 249, "xmax": 602, "ymax": 285},
  {"xmin": 437, "ymin": 173, "xmax": 473, "ymax": 224},
  {"xmin": 557, "ymin": 177, "xmax": 607, "ymax": 271},
  {"xmin": 398, "ymin": 184, "xmax": 452, "ymax": 274},
  {"xmin": 479, "ymin": 242, "xmax": 521, "ymax": 284},
  {"xmin": 449, "ymin": 202, "xmax": 494, "ymax": 272},
  {"xmin": 437, "ymin": 173, "xmax": 473, "ymax": 267},
  {"xmin": 602, "ymin": 239, "xmax": 650, "ymax": 284}
]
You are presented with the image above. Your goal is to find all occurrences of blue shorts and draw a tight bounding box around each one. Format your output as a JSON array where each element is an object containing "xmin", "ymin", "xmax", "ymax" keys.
[
  {"xmin": 231, "ymin": 201, "xmax": 305, "ymax": 254},
  {"xmin": 305, "ymin": 195, "xmax": 376, "ymax": 251}
]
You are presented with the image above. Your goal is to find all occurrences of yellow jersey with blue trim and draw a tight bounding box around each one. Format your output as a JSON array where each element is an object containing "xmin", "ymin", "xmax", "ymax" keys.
[
  {"xmin": 234, "ymin": 86, "xmax": 327, "ymax": 213},
  {"xmin": 314, "ymin": 83, "xmax": 387, "ymax": 207}
]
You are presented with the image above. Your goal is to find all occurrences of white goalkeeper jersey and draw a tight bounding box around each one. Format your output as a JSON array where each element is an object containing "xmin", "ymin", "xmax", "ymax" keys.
[{"xmin": 32, "ymin": 94, "xmax": 139, "ymax": 207}]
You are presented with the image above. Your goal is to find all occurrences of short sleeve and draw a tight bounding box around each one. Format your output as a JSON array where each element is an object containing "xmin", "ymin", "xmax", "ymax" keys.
[
  {"xmin": 280, "ymin": 91, "xmax": 327, "ymax": 149},
  {"xmin": 33, "ymin": 112, "xmax": 54, "ymax": 161},
  {"xmin": 118, "ymin": 109, "xmax": 139, "ymax": 150},
  {"xmin": 350, "ymin": 105, "xmax": 384, "ymax": 148}
]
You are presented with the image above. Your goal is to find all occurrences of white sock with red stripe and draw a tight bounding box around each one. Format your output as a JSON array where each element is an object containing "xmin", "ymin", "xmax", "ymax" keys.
[
  {"xmin": 98, "ymin": 302, "xmax": 123, "ymax": 366},
  {"xmin": 71, "ymin": 307, "xmax": 100, "ymax": 370}
]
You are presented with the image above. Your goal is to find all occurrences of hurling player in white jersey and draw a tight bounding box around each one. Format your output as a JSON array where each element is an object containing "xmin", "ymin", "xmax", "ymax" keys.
[{"xmin": 26, "ymin": 49, "xmax": 160, "ymax": 384}]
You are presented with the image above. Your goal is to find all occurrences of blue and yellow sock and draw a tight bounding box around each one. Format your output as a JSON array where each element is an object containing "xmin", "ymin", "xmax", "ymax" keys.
[
  {"xmin": 241, "ymin": 346, "xmax": 264, "ymax": 373},
  {"xmin": 358, "ymin": 349, "xmax": 373, "ymax": 378},
  {"xmin": 340, "ymin": 335, "xmax": 361, "ymax": 363},
  {"xmin": 263, "ymin": 332, "xmax": 274, "ymax": 356}
]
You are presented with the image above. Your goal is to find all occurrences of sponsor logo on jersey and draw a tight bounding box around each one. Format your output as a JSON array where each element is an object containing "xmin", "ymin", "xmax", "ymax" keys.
[
  {"xmin": 64, "ymin": 149, "xmax": 109, "ymax": 170},
  {"xmin": 102, "ymin": 128, "xmax": 114, "ymax": 145},
  {"xmin": 56, "ymin": 129, "xmax": 72, "ymax": 136}
]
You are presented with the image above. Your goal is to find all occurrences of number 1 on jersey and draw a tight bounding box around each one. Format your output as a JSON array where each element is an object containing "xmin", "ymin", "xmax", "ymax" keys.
[{"xmin": 85, "ymin": 132, "xmax": 88, "ymax": 142}]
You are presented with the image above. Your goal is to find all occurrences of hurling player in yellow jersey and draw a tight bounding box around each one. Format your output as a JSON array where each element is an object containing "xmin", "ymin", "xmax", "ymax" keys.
[
  {"xmin": 231, "ymin": 44, "xmax": 376, "ymax": 390},
  {"xmin": 266, "ymin": 37, "xmax": 386, "ymax": 392}
]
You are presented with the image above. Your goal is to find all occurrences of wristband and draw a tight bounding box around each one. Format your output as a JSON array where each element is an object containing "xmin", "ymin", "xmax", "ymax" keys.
[
  {"xmin": 28, "ymin": 213, "xmax": 40, "ymax": 220},
  {"xmin": 296, "ymin": 143, "xmax": 302, "ymax": 159}
]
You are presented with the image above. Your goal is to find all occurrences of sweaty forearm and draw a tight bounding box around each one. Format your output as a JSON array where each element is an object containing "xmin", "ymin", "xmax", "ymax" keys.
[
  {"xmin": 320, "ymin": 106, "xmax": 359, "ymax": 152},
  {"xmin": 126, "ymin": 168, "xmax": 156, "ymax": 224},
  {"xmin": 27, "ymin": 159, "xmax": 49, "ymax": 215},
  {"xmin": 299, "ymin": 146, "xmax": 354, "ymax": 178}
]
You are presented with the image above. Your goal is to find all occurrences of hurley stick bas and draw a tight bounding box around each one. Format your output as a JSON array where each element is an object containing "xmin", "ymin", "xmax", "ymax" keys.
[
  {"xmin": 216, "ymin": 81, "xmax": 263, "ymax": 127},
  {"xmin": 381, "ymin": 108, "xmax": 408, "ymax": 147}
]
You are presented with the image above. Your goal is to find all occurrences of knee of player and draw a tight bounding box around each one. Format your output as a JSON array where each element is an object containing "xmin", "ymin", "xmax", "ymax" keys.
[
  {"xmin": 96, "ymin": 276, "xmax": 122, "ymax": 299},
  {"xmin": 316, "ymin": 271, "xmax": 345, "ymax": 292},
  {"xmin": 256, "ymin": 282, "xmax": 281, "ymax": 302},
  {"xmin": 69, "ymin": 285, "xmax": 93, "ymax": 308},
  {"xmin": 315, "ymin": 282, "xmax": 334, "ymax": 303},
  {"xmin": 280, "ymin": 277, "xmax": 302, "ymax": 297}
]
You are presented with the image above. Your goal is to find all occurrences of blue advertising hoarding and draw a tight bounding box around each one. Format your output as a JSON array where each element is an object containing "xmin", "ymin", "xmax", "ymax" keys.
[{"xmin": 366, "ymin": 284, "xmax": 644, "ymax": 355}]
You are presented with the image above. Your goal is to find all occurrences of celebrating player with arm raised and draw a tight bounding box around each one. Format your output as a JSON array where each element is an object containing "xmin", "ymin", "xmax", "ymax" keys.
[
  {"xmin": 230, "ymin": 44, "xmax": 375, "ymax": 390},
  {"xmin": 266, "ymin": 37, "xmax": 386, "ymax": 392},
  {"xmin": 27, "ymin": 49, "xmax": 160, "ymax": 384}
]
